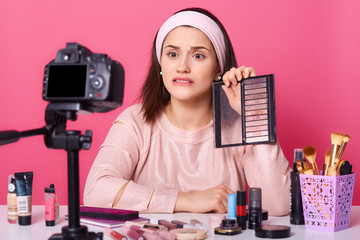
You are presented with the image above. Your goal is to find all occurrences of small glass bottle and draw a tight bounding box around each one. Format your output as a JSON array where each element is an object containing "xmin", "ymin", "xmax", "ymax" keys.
[{"xmin": 7, "ymin": 175, "xmax": 18, "ymax": 224}]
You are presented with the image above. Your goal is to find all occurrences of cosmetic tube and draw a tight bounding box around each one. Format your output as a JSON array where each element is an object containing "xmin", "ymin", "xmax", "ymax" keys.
[
  {"xmin": 119, "ymin": 226, "xmax": 145, "ymax": 240},
  {"xmin": 158, "ymin": 219, "xmax": 177, "ymax": 230},
  {"xmin": 129, "ymin": 226, "xmax": 163, "ymax": 240},
  {"xmin": 248, "ymin": 188, "xmax": 262, "ymax": 230},
  {"xmin": 171, "ymin": 220, "xmax": 188, "ymax": 228},
  {"xmin": 14, "ymin": 171, "xmax": 33, "ymax": 226},
  {"xmin": 45, "ymin": 184, "xmax": 56, "ymax": 226},
  {"xmin": 125, "ymin": 221, "xmax": 167, "ymax": 231},
  {"xmin": 228, "ymin": 193, "xmax": 237, "ymax": 220},
  {"xmin": 236, "ymin": 190, "xmax": 246, "ymax": 230},
  {"xmin": 7, "ymin": 175, "xmax": 18, "ymax": 224},
  {"xmin": 104, "ymin": 228, "xmax": 128, "ymax": 240},
  {"xmin": 130, "ymin": 226, "xmax": 176, "ymax": 240},
  {"xmin": 290, "ymin": 163, "xmax": 304, "ymax": 225}
]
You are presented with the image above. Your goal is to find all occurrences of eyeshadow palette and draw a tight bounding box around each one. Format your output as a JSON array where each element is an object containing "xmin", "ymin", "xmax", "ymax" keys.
[{"xmin": 212, "ymin": 74, "xmax": 276, "ymax": 148}]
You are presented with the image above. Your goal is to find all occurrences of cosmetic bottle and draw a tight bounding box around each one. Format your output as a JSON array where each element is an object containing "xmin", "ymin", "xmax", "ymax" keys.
[
  {"xmin": 45, "ymin": 184, "xmax": 56, "ymax": 226},
  {"xmin": 248, "ymin": 188, "xmax": 262, "ymax": 230},
  {"xmin": 54, "ymin": 184, "xmax": 59, "ymax": 224},
  {"xmin": 14, "ymin": 171, "xmax": 33, "ymax": 226},
  {"xmin": 290, "ymin": 163, "xmax": 304, "ymax": 225},
  {"xmin": 7, "ymin": 175, "xmax": 18, "ymax": 224}
]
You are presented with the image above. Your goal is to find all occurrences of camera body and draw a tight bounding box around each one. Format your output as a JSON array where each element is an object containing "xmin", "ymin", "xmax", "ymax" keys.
[{"xmin": 43, "ymin": 42, "xmax": 124, "ymax": 113}]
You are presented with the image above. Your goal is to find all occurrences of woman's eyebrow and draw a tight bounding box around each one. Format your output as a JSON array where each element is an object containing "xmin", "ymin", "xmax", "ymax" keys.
[
  {"xmin": 164, "ymin": 44, "xmax": 179, "ymax": 50},
  {"xmin": 191, "ymin": 46, "xmax": 210, "ymax": 51},
  {"xmin": 164, "ymin": 45, "xmax": 210, "ymax": 51}
]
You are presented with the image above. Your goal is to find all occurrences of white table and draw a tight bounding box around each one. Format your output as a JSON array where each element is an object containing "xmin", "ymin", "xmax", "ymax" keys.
[{"xmin": 1, "ymin": 205, "xmax": 360, "ymax": 239}]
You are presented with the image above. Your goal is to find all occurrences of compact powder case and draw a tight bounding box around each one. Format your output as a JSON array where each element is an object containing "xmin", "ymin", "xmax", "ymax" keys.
[{"xmin": 255, "ymin": 224, "xmax": 291, "ymax": 238}]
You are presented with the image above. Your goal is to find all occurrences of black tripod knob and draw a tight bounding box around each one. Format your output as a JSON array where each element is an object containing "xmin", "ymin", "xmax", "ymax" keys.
[{"xmin": 81, "ymin": 130, "xmax": 92, "ymax": 150}]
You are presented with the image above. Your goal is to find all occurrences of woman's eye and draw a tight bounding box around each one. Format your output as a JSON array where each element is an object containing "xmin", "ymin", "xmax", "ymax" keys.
[
  {"xmin": 194, "ymin": 54, "xmax": 204, "ymax": 59},
  {"xmin": 168, "ymin": 52, "xmax": 178, "ymax": 58}
]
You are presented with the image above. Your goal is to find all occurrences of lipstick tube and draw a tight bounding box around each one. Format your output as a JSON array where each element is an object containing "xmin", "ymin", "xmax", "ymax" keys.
[
  {"xmin": 236, "ymin": 190, "xmax": 246, "ymax": 230},
  {"xmin": 105, "ymin": 228, "xmax": 128, "ymax": 240},
  {"xmin": 158, "ymin": 219, "xmax": 177, "ymax": 230},
  {"xmin": 119, "ymin": 226, "xmax": 145, "ymax": 240}
]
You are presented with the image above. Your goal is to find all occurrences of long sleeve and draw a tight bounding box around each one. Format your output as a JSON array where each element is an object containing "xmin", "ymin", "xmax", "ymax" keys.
[
  {"xmin": 84, "ymin": 104, "xmax": 290, "ymax": 215},
  {"xmin": 83, "ymin": 106, "xmax": 178, "ymax": 213},
  {"xmin": 242, "ymin": 142, "xmax": 290, "ymax": 216}
]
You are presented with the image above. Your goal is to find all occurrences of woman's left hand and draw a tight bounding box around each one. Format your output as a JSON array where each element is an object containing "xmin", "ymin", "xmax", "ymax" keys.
[
  {"xmin": 221, "ymin": 66, "xmax": 256, "ymax": 86},
  {"xmin": 221, "ymin": 66, "xmax": 256, "ymax": 114}
]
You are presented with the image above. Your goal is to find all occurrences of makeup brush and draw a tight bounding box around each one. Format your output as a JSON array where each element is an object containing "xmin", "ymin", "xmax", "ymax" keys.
[
  {"xmin": 303, "ymin": 168, "xmax": 314, "ymax": 175},
  {"xmin": 302, "ymin": 161, "xmax": 309, "ymax": 170},
  {"xmin": 296, "ymin": 160, "xmax": 304, "ymax": 174},
  {"xmin": 329, "ymin": 133, "xmax": 345, "ymax": 167},
  {"xmin": 303, "ymin": 146, "xmax": 319, "ymax": 175},
  {"xmin": 323, "ymin": 150, "xmax": 331, "ymax": 176},
  {"xmin": 336, "ymin": 134, "xmax": 350, "ymax": 160},
  {"xmin": 327, "ymin": 166, "xmax": 337, "ymax": 177}
]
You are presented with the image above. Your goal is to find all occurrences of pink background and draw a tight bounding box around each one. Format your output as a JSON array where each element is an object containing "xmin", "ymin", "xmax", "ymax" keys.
[{"xmin": 1, "ymin": 0, "xmax": 359, "ymax": 206}]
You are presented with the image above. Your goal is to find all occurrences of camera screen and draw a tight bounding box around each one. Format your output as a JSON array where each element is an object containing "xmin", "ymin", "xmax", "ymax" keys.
[{"xmin": 47, "ymin": 65, "xmax": 87, "ymax": 98}]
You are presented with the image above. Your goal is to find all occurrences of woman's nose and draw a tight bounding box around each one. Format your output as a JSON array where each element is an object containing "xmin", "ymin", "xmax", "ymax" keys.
[{"xmin": 176, "ymin": 56, "xmax": 190, "ymax": 73}]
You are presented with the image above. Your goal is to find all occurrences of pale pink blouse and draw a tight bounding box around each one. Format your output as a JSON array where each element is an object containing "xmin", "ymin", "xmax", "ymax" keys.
[{"xmin": 84, "ymin": 104, "xmax": 290, "ymax": 215}]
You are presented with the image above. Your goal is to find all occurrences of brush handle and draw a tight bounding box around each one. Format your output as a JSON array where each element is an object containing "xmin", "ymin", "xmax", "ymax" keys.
[
  {"xmin": 327, "ymin": 166, "xmax": 337, "ymax": 176},
  {"xmin": 311, "ymin": 162, "xmax": 319, "ymax": 175},
  {"xmin": 329, "ymin": 144, "xmax": 339, "ymax": 167},
  {"xmin": 323, "ymin": 163, "xmax": 329, "ymax": 176},
  {"xmin": 336, "ymin": 142, "xmax": 348, "ymax": 160}
]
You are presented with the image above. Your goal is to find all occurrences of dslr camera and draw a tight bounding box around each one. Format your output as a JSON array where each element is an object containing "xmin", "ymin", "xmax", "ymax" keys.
[{"xmin": 43, "ymin": 42, "xmax": 124, "ymax": 113}]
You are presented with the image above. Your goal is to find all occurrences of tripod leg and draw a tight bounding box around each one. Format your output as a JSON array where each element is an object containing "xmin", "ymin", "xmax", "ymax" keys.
[
  {"xmin": 49, "ymin": 147, "xmax": 102, "ymax": 240},
  {"xmin": 67, "ymin": 150, "xmax": 80, "ymax": 229}
]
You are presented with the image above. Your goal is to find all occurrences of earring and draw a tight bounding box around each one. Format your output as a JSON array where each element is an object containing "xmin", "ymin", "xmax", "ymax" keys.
[
  {"xmin": 217, "ymin": 76, "xmax": 222, "ymax": 80},
  {"xmin": 160, "ymin": 71, "xmax": 163, "ymax": 76}
]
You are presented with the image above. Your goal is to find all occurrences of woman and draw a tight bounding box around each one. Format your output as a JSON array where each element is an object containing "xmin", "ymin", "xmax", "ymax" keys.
[{"xmin": 84, "ymin": 8, "xmax": 290, "ymax": 216}]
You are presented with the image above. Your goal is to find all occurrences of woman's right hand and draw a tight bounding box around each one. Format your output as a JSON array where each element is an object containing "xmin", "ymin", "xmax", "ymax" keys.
[{"xmin": 174, "ymin": 185, "xmax": 234, "ymax": 213}]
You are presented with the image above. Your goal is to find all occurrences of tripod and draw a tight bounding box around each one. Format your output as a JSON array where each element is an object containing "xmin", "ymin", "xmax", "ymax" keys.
[{"xmin": 0, "ymin": 103, "xmax": 103, "ymax": 240}]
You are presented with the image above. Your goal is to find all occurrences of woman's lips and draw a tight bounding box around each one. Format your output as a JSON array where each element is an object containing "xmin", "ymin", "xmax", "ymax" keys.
[{"xmin": 173, "ymin": 77, "xmax": 194, "ymax": 85}]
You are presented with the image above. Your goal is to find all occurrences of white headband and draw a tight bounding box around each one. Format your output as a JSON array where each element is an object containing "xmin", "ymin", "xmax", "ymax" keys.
[{"xmin": 155, "ymin": 11, "xmax": 226, "ymax": 74}]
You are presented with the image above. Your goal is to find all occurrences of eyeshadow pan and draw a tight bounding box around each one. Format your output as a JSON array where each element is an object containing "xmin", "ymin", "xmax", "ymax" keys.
[
  {"xmin": 244, "ymin": 88, "xmax": 267, "ymax": 95},
  {"xmin": 246, "ymin": 131, "xmax": 268, "ymax": 138},
  {"xmin": 244, "ymin": 82, "xmax": 267, "ymax": 90},
  {"xmin": 246, "ymin": 136, "xmax": 270, "ymax": 143},
  {"xmin": 242, "ymin": 77, "xmax": 266, "ymax": 84},
  {"xmin": 245, "ymin": 93, "xmax": 267, "ymax": 100},
  {"xmin": 246, "ymin": 125, "xmax": 268, "ymax": 132},
  {"xmin": 246, "ymin": 120, "xmax": 268, "ymax": 127},
  {"xmin": 245, "ymin": 98, "xmax": 268, "ymax": 106},
  {"xmin": 245, "ymin": 104, "xmax": 268, "ymax": 111},
  {"xmin": 245, "ymin": 115, "xmax": 268, "ymax": 122},
  {"xmin": 245, "ymin": 109, "xmax": 268, "ymax": 116}
]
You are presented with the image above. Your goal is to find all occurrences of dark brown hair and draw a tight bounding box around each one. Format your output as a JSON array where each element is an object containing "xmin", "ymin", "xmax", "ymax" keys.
[{"xmin": 139, "ymin": 7, "xmax": 238, "ymax": 123}]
